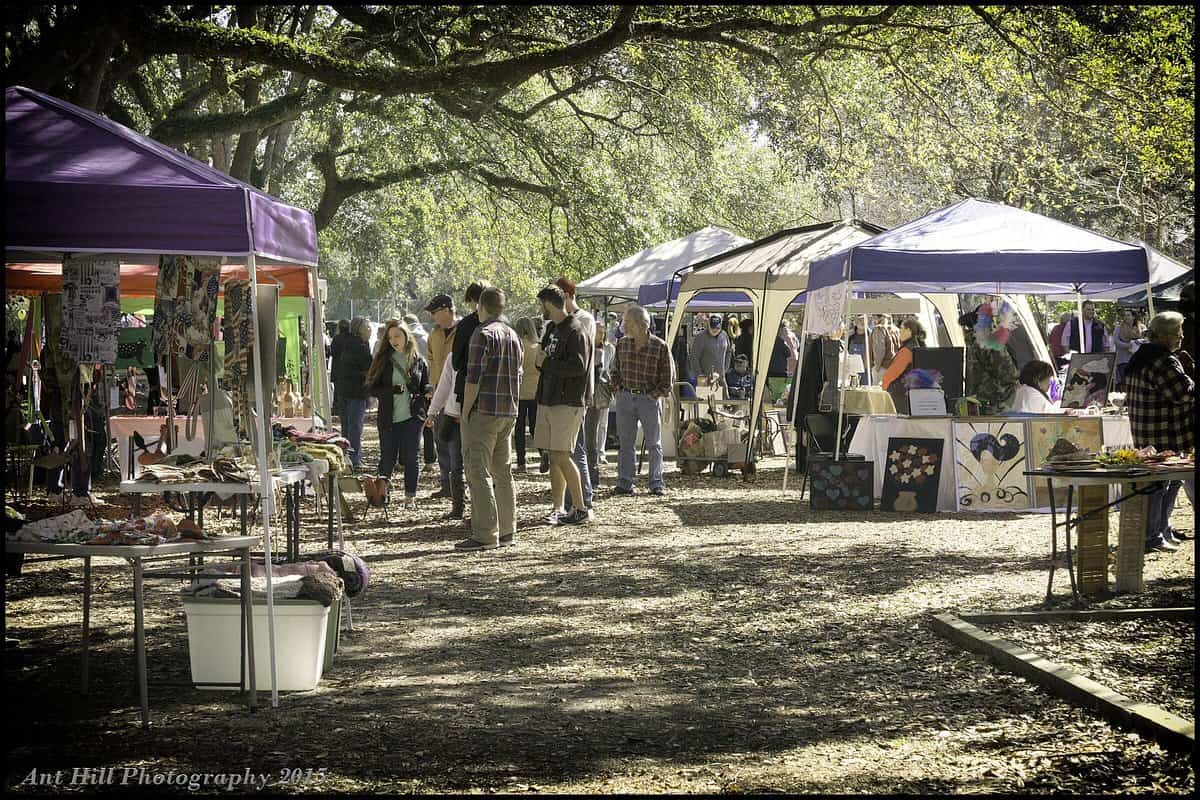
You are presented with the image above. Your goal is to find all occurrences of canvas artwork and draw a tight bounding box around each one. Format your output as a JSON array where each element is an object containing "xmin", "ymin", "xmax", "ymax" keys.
[
  {"xmin": 1026, "ymin": 416, "xmax": 1104, "ymax": 508},
  {"xmin": 1061, "ymin": 352, "xmax": 1118, "ymax": 409},
  {"xmin": 809, "ymin": 459, "xmax": 874, "ymax": 511},
  {"xmin": 954, "ymin": 419, "xmax": 1030, "ymax": 510},
  {"xmin": 60, "ymin": 254, "xmax": 120, "ymax": 365},
  {"xmin": 880, "ymin": 438, "xmax": 944, "ymax": 513}
]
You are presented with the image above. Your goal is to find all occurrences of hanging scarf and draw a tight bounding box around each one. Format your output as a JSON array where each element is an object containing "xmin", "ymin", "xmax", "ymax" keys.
[
  {"xmin": 222, "ymin": 279, "xmax": 255, "ymax": 439},
  {"xmin": 60, "ymin": 254, "xmax": 121, "ymax": 365},
  {"xmin": 153, "ymin": 255, "xmax": 220, "ymax": 363}
]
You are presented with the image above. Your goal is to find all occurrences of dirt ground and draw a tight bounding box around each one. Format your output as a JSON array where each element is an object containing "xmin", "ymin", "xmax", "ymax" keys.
[{"xmin": 4, "ymin": 423, "xmax": 1195, "ymax": 795}]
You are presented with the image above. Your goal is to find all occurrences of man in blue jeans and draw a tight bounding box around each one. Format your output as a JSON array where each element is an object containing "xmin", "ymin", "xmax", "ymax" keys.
[
  {"xmin": 609, "ymin": 305, "xmax": 675, "ymax": 496},
  {"xmin": 1122, "ymin": 311, "xmax": 1194, "ymax": 553}
]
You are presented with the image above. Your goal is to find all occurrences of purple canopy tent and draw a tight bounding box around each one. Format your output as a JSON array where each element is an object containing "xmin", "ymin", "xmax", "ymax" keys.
[{"xmin": 4, "ymin": 85, "xmax": 331, "ymax": 709}]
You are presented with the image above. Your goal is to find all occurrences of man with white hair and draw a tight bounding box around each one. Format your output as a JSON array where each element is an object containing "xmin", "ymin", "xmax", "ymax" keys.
[
  {"xmin": 609, "ymin": 305, "xmax": 675, "ymax": 496},
  {"xmin": 1123, "ymin": 311, "xmax": 1195, "ymax": 553}
]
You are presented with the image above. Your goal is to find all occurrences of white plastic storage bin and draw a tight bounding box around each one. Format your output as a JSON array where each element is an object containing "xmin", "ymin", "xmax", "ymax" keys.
[{"xmin": 181, "ymin": 597, "xmax": 330, "ymax": 692}]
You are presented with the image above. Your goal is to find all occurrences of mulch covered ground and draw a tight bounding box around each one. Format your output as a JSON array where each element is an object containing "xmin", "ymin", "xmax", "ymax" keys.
[{"xmin": 4, "ymin": 425, "xmax": 1195, "ymax": 794}]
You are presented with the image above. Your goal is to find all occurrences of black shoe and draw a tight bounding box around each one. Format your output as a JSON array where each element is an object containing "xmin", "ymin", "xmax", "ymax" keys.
[
  {"xmin": 499, "ymin": 534, "xmax": 515, "ymax": 547},
  {"xmin": 613, "ymin": 486, "xmax": 634, "ymax": 496},
  {"xmin": 1168, "ymin": 527, "xmax": 1193, "ymax": 541},
  {"xmin": 649, "ymin": 486, "xmax": 666, "ymax": 496},
  {"xmin": 431, "ymin": 487, "xmax": 451, "ymax": 499},
  {"xmin": 557, "ymin": 508, "xmax": 590, "ymax": 526},
  {"xmin": 455, "ymin": 538, "xmax": 498, "ymax": 552}
]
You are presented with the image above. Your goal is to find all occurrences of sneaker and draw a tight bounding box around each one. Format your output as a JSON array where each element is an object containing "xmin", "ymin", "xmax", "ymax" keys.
[
  {"xmin": 499, "ymin": 534, "xmax": 515, "ymax": 547},
  {"xmin": 557, "ymin": 508, "xmax": 590, "ymax": 526},
  {"xmin": 544, "ymin": 509, "xmax": 564, "ymax": 524},
  {"xmin": 612, "ymin": 486, "xmax": 634, "ymax": 496},
  {"xmin": 455, "ymin": 538, "xmax": 498, "ymax": 552},
  {"xmin": 404, "ymin": 495, "xmax": 417, "ymax": 511},
  {"xmin": 649, "ymin": 486, "xmax": 666, "ymax": 496},
  {"xmin": 1145, "ymin": 539, "xmax": 1178, "ymax": 553},
  {"xmin": 1168, "ymin": 527, "xmax": 1193, "ymax": 541},
  {"xmin": 431, "ymin": 487, "xmax": 451, "ymax": 499}
]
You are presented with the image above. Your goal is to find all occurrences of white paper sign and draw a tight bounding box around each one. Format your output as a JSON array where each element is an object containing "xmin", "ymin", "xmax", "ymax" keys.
[{"xmin": 908, "ymin": 388, "xmax": 947, "ymax": 417}]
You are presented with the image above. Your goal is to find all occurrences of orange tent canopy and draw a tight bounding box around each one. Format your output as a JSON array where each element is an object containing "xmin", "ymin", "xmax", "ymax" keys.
[{"xmin": 5, "ymin": 260, "xmax": 313, "ymax": 297}]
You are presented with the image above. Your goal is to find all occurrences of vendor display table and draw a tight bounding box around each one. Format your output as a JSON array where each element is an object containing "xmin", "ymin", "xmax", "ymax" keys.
[
  {"xmin": 840, "ymin": 387, "xmax": 897, "ymax": 415},
  {"xmin": 109, "ymin": 416, "xmax": 205, "ymax": 481},
  {"xmin": 120, "ymin": 466, "xmax": 338, "ymax": 561},
  {"xmin": 5, "ymin": 536, "xmax": 261, "ymax": 728},
  {"xmin": 1025, "ymin": 466, "xmax": 1193, "ymax": 607},
  {"xmin": 847, "ymin": 413, "xmax": 1134, "ymax": 512}
]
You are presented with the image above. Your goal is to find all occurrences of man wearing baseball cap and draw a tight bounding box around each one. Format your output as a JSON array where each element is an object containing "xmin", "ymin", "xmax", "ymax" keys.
[
  {"xmin": 689, "ymin": 313, "xmax": 732, "ymax": 389},
  {"xmin": 425, "ymin": 293, "xmax": 459, "ymax": 500}
]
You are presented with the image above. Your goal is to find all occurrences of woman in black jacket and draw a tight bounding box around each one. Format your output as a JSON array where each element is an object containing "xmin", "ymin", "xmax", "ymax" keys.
[
  {"xmin": 365, "ymin": 319, "xmax": 432, "ymax": 510},
  {"xmin": 338, "ymin": 317, "xmax": 373, "ymax": 469}
]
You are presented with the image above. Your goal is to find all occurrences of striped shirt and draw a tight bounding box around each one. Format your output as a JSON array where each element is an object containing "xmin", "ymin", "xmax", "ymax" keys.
[
  {"xmin": 611, "ymin": 334, "xmax": 674, "ymax": 399},
  {"xmin": 465, "ymin": 319, "xmax": 523, "ymax": 417}
]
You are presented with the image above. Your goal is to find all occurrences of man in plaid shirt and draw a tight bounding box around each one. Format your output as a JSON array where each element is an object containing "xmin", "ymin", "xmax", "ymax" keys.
[
  {"xmin": 457, "ymin": 288, "xmax": 523, "ymax": 551},
  {"xmin": 610, "ymin": 305, "xmax": 675, "ymax": 496},
  {"xmin": 1123, "ymin": 311, "xmax": 1195, "ymax": 553}
]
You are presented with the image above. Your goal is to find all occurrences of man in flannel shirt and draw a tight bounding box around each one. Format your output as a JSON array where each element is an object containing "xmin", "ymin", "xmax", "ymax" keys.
[
  {"xmin": 610, "ymin": 305, "xmax": 675, "ymax": 496},
  {"xmin": 1123, "ymin": 311, "xmax": 1195, "ymax": 553},
  {"xmin": 457, "ymin": 288, "xmax": 523, "ymax": 552}
]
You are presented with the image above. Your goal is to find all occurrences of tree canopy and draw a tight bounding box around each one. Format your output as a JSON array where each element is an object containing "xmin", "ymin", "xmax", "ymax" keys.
[{"xmin": 5, "ymin": 4, "xmax": 1192, "ymax": 319}]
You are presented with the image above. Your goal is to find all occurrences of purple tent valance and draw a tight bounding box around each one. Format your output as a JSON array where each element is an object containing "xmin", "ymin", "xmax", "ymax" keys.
[{"xmin": 5, "ymin": 85, "xmax": 317, "ymax": 265}]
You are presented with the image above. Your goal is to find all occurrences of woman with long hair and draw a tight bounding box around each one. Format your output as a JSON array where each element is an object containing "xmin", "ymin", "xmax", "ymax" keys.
[
  {"xmin": 880, "ymin": 317, "xmax": 927, "ymax": 414},
  {"xmin": 365, "ymin": 319, "xmax": 432, "ymax": 510},
  {"xmin": 513, "ymin": 316, "xmax": 543, "ymax": 473}
]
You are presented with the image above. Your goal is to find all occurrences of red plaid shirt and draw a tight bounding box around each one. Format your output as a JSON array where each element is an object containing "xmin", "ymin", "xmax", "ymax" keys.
[{"xmin": 611, "ymin": 334, "xmax": 674, "ymax": 399}]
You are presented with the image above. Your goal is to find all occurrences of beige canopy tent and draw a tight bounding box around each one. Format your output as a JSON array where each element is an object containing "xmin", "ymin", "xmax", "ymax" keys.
[
  {"xmin": 665, "ymin": 220, "xmax": 1052, "ymax": 468},
  {"xmin": 576, "ymin": 225, "xmax": 751, "ymax": 304}
]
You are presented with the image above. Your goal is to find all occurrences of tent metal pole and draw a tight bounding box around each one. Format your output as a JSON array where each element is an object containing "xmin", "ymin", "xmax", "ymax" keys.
[
  {"xmin": 862, "ymin": 313, "xmax": 872, "ymax": 385},
  {"xmin": 1075, "ymin": 289, "xmax": 1086, "ymax": 357},
  {"xmin": 245, "ymin": 251, "xmax": 280, "ymax": 708},
  {"xmin": 833, "ymin": 256, "xmax": 853, "ymax": 461},
  {"xmin": 782, "ymin": 297, "xmax": 810, "ymax": 493}
]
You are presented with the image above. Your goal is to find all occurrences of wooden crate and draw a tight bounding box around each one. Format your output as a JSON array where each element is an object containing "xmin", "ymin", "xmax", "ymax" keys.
[
  {"xmin": 1115, "ymin": 484, "xmax": 1148, "ymax": 593},
  {"xmin": 1074, "ymin": 485, "xmax": 1109, "ymax": 595}
]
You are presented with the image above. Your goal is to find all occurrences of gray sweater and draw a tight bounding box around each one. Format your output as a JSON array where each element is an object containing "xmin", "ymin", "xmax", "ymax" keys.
[{"xmin": 689, "ymin": 330, "xmax": 731, "ymax": 380}]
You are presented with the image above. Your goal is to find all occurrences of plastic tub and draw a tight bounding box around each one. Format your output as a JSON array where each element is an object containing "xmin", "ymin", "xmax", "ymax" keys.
[{"xmin": 181, "ymin": 597, "xmax": 329, "ymax": 691}]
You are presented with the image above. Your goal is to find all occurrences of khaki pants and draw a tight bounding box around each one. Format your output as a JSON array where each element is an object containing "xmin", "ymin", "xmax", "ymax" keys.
[{"xmin": 463, "ymin": 412, "xmax": 516, "ymax": 545}]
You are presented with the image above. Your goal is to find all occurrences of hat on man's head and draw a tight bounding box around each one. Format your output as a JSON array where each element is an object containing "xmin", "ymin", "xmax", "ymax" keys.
[
  {"xmin": 709, "ymin": 314, "xmax": 724, "ymax": 325},
  {"xmin": 424, "ymin": 294, "xmax": 453, "ymax": 312},
  {"xmin": 734, "ymin": 353, "xmax": 749, "ymax": 365}
]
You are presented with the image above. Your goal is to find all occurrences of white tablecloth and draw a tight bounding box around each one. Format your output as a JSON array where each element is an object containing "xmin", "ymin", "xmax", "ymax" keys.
[{"xmin": 847, "ymin": 414, "xmax": 1134, "ymax": 512}]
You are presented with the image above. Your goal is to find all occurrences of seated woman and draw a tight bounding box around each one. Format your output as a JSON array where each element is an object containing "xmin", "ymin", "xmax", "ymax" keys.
[{"xmin": 1008, "ymin": 360, "xmax": 1064, "ymax": 414}]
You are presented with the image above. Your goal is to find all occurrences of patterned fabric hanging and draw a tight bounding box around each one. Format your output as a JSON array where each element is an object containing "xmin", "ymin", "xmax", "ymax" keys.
[
  {"xmin": 60, "ymin": 254, "xmax": 120, "ymax": 365},
  {"xmin": 222, "ymin": 279, "xmax": 255, "ymax": 438},
  {"xmin": 152, "ymin": 255, "xmax": 220, "ymax": 363}
]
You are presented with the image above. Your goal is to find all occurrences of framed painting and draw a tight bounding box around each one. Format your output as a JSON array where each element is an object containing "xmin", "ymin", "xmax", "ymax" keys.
[
  {"xmin": 1061, "ymin": 352, "xmax": 1117, "ymax": 410},
  {"xmin": 1026, "ymin": 416, "xmax": 1104, "ymax": 508},
  {"xmin": 953, "ymin": 419, "xmax": 1031, "ymax": 510},
  {"xmin": 880, "ymin": 438, "xmax": 944, "ymax": 513},
  {"xmin": 809, "ymin": 458, "xmax": 874, "ymax": 511}
]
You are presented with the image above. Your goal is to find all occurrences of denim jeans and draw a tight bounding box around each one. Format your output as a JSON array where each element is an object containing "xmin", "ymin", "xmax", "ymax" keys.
[
  {"xmin": 615, "ymin": 390, "xmax": 664, "ymax": 492},
  {"xmin": 435, "ymin": 412, "xmax": 464, "ymax": 492},
  {"xmin": 563, "ymin": 421, "xmax": 594, "ymax": 511},
  {"xmin": 378, "ymin": 417, "xmax": 423, "ymax": 496},
  {"xmin": 584, "ymin": 406, "xmax": 609, "ymax": 487},
  {"xmin": 515, "ymin": 399, "xmax": 538, "ymax": 467},
  {"xmin": 1145, "ymin": 480, "xmax": 1184, "ymax": 545},
  {"xmin": 342, "ymin": 397, "xmax": 367, "ymax": 467}
]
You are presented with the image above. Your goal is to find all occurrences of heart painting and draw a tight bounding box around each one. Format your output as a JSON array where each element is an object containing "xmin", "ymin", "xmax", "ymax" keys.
[{"xmin": 809, "ymin": 458, "xmax": 874, "ymax": 511}]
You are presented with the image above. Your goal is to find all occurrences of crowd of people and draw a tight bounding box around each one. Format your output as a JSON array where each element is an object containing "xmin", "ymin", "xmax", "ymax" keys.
[{"xmin": 327, "ymin": 278, "xmax": 675, "ymax": 551}]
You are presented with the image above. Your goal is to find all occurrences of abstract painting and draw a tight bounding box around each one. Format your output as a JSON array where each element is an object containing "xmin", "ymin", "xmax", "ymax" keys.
[
  {"xmin": 1026, "ymin": 416, "xmax": 1104, "ymax": 508},
  {"xmin": 954, "ymin": 419, "xmax": 1030, "ymax": 510},
  {"xmin": 809, "ymin": 458, "xmax": 874, "ymax": 511},
  {"xmin": 880, "ymin": 438, "xmax": 944, "ymax": 513},
  {"xmin": 60, "ymin": 254, "xmax": 120, "ymax": 365},
  {"xmin": 1061, "ymin": 352, "xmax": 1117, "ymax": 410}
]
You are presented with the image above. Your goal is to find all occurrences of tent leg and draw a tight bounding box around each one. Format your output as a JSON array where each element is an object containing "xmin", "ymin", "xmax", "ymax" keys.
[
  {"xmin": 1075, "ymin": 291, "xmax": 1086, "ymax": 356},
  {"xmin": 833, "ymin": 273, "xmax": 853, "ymax": 461},
  {"xmin": 246, "ymin": 253, "xmax": 280, "ymax": 708}
]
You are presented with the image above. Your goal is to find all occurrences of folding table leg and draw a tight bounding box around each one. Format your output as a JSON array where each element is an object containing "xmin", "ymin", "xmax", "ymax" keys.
[
  {"xmin": 133, "ymin": 557, "xmax": 149, "ymax": 728},
  {"xmin": 241, "ymin": 545, "xmax": 257, "ymax": 710},
  {"xmin": 81, "ymin": 556, "xmax": 91, "ymax": 694}
]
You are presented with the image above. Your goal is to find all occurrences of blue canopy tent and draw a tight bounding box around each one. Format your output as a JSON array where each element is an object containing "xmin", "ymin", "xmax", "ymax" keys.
[
  {"xmin": 1116, "ymin": 268, "xmax": 1193, "ymax": 308},
  {"xmin": 805, "ymin": 198, "xmax": 1152, "ymax": 457}
]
